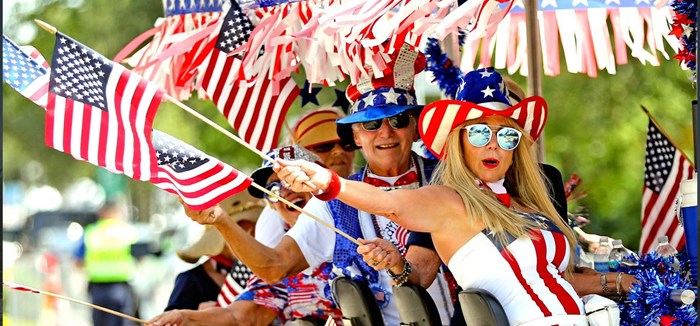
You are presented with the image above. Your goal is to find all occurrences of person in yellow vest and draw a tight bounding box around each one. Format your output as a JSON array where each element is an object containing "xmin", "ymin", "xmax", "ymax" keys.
[{"xmin": 74, "ymin": 201, "xmax": 138, "ymax": 326}]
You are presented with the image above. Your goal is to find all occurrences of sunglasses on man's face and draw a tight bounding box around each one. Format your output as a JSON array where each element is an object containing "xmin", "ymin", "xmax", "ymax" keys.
[
  {"xmin": 360, "ymin": 112, "xmax": 412, "ymax": 131},
  {"xmin": 463, "ymin": 124, "xmax": 522, "ymax": 151},
  {"xmin": 263, "ymin": 180, "xmax": 285, "ymax": 203},
  {"xmin": 310, "ymin": 142, "xmax": 355, "ymax": 154}
]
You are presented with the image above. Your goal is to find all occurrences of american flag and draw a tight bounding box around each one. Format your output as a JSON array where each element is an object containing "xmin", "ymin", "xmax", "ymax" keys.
[
  {"xmin": 640, "ymin": 117, "xmax": 695, "ymax": 253},
  {"xmin": 45, "ymin": 32, "xmax": 163, "ymax": 181},
  {"xmin": 200, "ymin": 1, "xmax": 299, "ymax": 152},
  {"xmin": 3, "ymin": 35, "xmax": 50, "ymax": 108},
  {"xmin": 150, "ymin": 130, "xmax": 253, "ymax": 210},
  {"xmin": 216, "ymin": 260, "xmax": 254, "ymax": 307}
]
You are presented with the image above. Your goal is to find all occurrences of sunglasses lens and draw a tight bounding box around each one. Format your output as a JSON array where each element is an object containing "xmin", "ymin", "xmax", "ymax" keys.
[
  {"xmin": 362, "ymin": 119, "xmax": 382, "ymax": 131},
  {"xmin": 340, "ymin": 142, "xmax": 356, "ymax": 152},
  {"xmin": 497, "ymin": 127, "xmax": 521, "ymax": 150},
  {"xmin": 264, "ymin": 181, "xmax": 282, "ymax": 203},
  {"xmin": 388, "ymin": 113, "xmax": 410, "ymax": 129},
  {"xmin": 466, "ymin": 124, "xmax": 492, "ymax": 147},
  {"xmin": 311, "ymin": 143, "xmax": 335, "ymax": 153}
]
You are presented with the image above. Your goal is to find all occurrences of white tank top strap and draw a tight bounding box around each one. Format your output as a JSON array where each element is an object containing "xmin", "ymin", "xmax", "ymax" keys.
[{"xmin": 518, "ymin": 314, "xmax": 589, "ymax": 326}]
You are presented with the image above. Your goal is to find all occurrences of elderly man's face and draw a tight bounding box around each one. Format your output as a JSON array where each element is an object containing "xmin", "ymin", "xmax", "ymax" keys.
[{"xmin": 352, "ymin": 112, "xmax": 417, "ymax": 176}]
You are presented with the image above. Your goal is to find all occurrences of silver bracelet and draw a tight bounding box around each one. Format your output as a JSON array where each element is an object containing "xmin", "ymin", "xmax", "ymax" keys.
[
  {"xmin": 615, "ymin": 272, "xmax": 623, "ymax": 295},
  {"xmin": 600, "ymin": 273, "xmax": 612, "ymax": 294}
]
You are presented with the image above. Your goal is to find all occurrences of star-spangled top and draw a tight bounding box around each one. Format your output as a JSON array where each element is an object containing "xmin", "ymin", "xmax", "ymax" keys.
[
  {"xmin": 50, "ymin": 35, "xmax": 112, "ymax": 110},
  {"xmin": 164, "ymin": 0, "xmax": 224, "ymax": 16},
  {"xmin": 215, "ymin": 0, "xmax": 254, "ymax": 54},
  {"xmin": 3, "ymin": 35, "xmax": 48, "ymax": 92},
  {"xmin": 644, "ymin": 124, "xmax": 676, "ymax": 193},
  {"xmin": 152, "ymin": 131, "xmax": 210, "ymax": 173}
]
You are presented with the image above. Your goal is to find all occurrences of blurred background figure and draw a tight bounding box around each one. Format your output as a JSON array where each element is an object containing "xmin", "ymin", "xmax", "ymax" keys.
[
  {"xmin": 73, "ymin": 201, "xmax": 137, "ymax": 326},
  {"xmin": 165, "ymin": 192, "xmax": 264, "ymax": 311}
]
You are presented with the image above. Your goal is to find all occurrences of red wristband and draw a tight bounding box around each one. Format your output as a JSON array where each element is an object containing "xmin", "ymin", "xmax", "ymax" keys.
[{"xmin": 314, "ymin": 169, "xmax": 341, "ymax": 201}]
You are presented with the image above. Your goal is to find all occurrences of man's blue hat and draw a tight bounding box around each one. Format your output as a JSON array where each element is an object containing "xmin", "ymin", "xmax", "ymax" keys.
[{"xmin": 336, "ymin": 44, "xmax": 426, "ymax": 148}]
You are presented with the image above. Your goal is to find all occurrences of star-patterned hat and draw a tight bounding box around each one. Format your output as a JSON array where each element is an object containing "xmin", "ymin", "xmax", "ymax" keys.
[
  {"xmin": 248, "ymin": 145, "xmax": 324, "ymax": 198},
  {"xmin": 419, "ymin": 68, "xmax": 548, "ymax": 159},
  {"xmin": 336, "ymin": 43, "xmax": 426, "ymax": 147}
]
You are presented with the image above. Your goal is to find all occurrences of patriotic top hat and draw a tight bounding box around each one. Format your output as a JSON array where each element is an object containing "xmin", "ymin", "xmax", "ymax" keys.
[
  {"xmin": 336, "ymin": 44, "xmax": 427, "ymax": 148},
  {"xmin": 248, "ymin": 145, "xmax": 323, "ymax": 198},
  {"xmin": 418, "ymin": 68, "xmax": 548, "ymax": 159}
]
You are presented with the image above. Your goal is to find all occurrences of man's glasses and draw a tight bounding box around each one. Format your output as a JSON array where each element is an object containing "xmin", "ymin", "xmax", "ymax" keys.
[
  {"xmin": 263, "ymin": 181, "xmax": 285, "ymax": 203},
  {"xmin": 463, "ymin": 124, "xmax": 522, "ymax": 151},
  {"xmin": 310, "ymin": 142, "xmax": 355, "ymax": 154},
  {"xmin": 361, "ymin": 112, "xmax": 412, "ymax": 131}
]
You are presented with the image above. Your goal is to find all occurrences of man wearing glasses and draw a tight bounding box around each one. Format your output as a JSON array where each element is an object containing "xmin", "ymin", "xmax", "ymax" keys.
[{"xmin": 176, "ymin": 45, "xmax": 454, "ymax": 325}]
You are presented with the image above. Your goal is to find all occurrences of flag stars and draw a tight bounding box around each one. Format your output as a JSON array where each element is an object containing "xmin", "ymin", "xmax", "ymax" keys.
[
  {"xmin": 481, "ymin": 86, "xmax": 495, "ymax": 98},
  {"xmin": 479, "ymin": 70, "xmax": 493, "ymax": 78}
]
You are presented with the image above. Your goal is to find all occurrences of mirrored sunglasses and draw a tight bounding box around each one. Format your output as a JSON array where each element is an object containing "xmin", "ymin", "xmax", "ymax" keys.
[
  {"xmin": 361, "ymin": 112, "xmax": 411, "ymax": 131},
  {"xmin": 263, "ymin": 181, "xmax": 285, "ymax": 203},
  {"xmin": 463, "ymin": 124, "xmax": 522, "ymax": 151},
  {"xmin": 310, "ymin": 142, "xmax": 355, "ymax": 154}
]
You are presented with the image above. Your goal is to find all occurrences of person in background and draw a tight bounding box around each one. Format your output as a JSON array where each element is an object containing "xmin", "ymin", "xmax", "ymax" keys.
[
  {"xmin": 164, "ymin": 192, "xmax": 264, "ymax": 311},
  {"xmin": 74, "ymin": 201, "xmax": 137, "ymax": 326}
]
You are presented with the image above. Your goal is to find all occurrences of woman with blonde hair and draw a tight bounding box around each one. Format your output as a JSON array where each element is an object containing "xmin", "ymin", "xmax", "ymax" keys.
[{"xmin": 274, "ymin": 68, "xmax": 587, "ymax": 325}]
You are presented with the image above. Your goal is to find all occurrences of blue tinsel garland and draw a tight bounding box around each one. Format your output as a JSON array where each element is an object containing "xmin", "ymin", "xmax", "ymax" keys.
[
  {"xmin": 617, "ymin": 252, "xmax": 697, "ymax": 326},
  {"xmin": 423, "ymin": 37, "xmax": 463, "ymax": 99}
]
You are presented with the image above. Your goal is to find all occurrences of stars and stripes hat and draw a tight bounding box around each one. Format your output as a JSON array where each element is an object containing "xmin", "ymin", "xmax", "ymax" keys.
[
  {"xmin": 336, "ymin": 43, "xmax": 426, "ymax": 148},
  {"xmin": 419, "ymin": 68, "xmax": 548, "ymax": 159},
  {"xmin": 248, "ymin": 145, "xmax": 324, "ymax": 198}
]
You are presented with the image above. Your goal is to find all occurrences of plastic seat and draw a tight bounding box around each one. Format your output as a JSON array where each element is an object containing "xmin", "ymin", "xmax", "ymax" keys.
[
  {"xmin": 458, "ymin": 289, "xmax": 509, "ymax": 326},
  {"xmin": 331, "ymin": 277, "xmax": 385, "ymax": 326},
  {"xmin": 394, "ymin": 282, "xmax": 442, "ymax": 326}
]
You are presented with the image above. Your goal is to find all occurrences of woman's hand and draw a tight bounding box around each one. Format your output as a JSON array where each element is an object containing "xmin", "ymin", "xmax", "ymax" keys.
[
  {"xmin": 178, "ymin": 197, "xmax": 227, "ymax": 226},
  {"xmin": 147, "ymin": 309, "xmax": 188, "ymax": 326},
  {"xmin": 273, "ymin": 159, "xmax": 330, "ymax": 194},
  {"xmin": 356, "ymin": 238, "xmax": 403, "ymax": 272}
]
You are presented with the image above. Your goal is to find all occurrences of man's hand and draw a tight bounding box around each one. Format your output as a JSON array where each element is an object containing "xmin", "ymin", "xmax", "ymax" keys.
[
  {"xmin": 273, "ymin": 159, "xmax": 330, "ymax": 194},
  {"xmin": 147, "ymin": 309, "xmax": 189, "ymax": 326},
  {"xmin": 178, "ymin": 197, "xmax": 227, "ymax": 226},
  {"xmin": 356, "ymin": 238, "xmax": 403, "ymax": 273}
]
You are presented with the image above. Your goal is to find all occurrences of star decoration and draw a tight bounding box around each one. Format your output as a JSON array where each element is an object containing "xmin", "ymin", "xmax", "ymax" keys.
[
  {"xmin": 383, "ymin": 89, "xmax": 400, "ymax": 104},
  {"xmin": 299, "ymin": 81, "xmax": 323, "ymax": 107},
  {"xmin": 572, "ymin": 0, "xmax": 588, "ymax": 6},
  {"xmin": 333, "ymin": 89, "xmax": 351, "ymax": 111},
  {"xmin": 479, "ymin": 70, "xmax": 493, "ymax": 78},
  {"xmin": 481, "ymin": 86, "xmax": 495, "ymax": 98},
  {"xmin": 362, "ymin": 93, "xmax": 378, "ymax": 107}
]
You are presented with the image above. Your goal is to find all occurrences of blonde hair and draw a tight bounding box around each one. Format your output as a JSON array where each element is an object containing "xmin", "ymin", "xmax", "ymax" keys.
[{"xmin": 432, "ymin": 118, "xmax": 577, "ymax": 272}]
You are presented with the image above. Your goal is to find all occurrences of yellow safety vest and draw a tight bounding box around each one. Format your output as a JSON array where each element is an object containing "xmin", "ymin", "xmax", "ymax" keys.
[{"xmin": 84, "ymin": 218, "xmax": 136, "ymax": 282}]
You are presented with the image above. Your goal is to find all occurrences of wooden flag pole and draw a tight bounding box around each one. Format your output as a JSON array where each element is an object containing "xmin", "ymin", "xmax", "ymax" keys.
[
  {"xmin": 249, "ymin": 182, "xmax": 362, "ymax": 245},
  {"xmin": 3, "ymin": 281, "xmax": 147, "ymax": 324},
  {"xmin": 34, "ymin": 19, "xmax": 316, "ymax": 191}
]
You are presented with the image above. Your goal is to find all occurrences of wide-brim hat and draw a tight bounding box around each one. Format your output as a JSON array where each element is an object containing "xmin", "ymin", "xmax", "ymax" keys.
[
  {"xmin": 248, "ymin": 145, "xmax": 323, "ymax": 198},
  {"xmin": 176, "ymin": 192, "xmax": 264, "ymax": 263},
  {"xmin": 336, "ymin": 43, "xmax": 426, "ymax": 148},
  {"xmin": 419, "ymin": 68, "xmax": 548, "ymax": 159}
]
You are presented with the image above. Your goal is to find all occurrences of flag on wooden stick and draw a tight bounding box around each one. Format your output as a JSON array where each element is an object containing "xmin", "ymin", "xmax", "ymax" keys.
[
  {"xmin": 2, "ymin": 34, "xmax": 50, "ymax": 108},
  {"xmin": 640, "ymin": 111, "xmax": 695, "ymax": 253},
  {"xmin": 45, "ymin": 32, "xmax": 164, "ymax": 181}
]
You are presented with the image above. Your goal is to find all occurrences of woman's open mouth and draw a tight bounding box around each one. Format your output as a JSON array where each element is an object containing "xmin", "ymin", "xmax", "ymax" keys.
[{"xmin": 482, "ymin": 158, "xmax": 500, "ymax": 169}]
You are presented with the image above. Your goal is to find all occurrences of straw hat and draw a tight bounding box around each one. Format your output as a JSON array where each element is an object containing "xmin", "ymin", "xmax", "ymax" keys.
[
  {"xmin": 292, "ymin": 109, "xmax": 344, "ymax": 148},
  {"xmin": 176, "ymin": 192, "xmax": 265, "ymax": 263}
]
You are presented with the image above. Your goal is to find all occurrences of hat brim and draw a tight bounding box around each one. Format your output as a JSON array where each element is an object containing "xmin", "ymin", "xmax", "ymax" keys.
[
  {"xmin": 418, "ymin": 96, "xmax": 547, "ymax": 159},
  {"xmin": 248, "ymin": 167, "xmax": 273, "ymax": 199},
  {"xmin": 336, "ymin": 105, "xmax": 424, "ymax": 149},
  {"xmin": 176, "ymin": 226, "xmax": 225, "ymax": 264}
]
